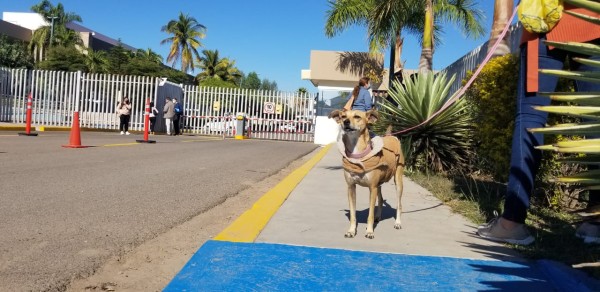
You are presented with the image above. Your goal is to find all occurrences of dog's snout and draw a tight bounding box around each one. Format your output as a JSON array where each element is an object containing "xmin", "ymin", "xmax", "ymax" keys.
[{"xmin": 343, "ymin": 119, "xmax": 350, "ymax": 126}]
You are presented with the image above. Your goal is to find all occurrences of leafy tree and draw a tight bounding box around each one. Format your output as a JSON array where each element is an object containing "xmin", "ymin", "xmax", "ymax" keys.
[
  {"xmin": 260, "ymin": 78, "xmax": 278, "ymax": 91},
  {"xmin": 84, "ymin": 48, "xmax": 109, "ymax": 73},
  {"xmin": 419, "ymin": 0, "xmax": 485, "ymax": 71},
  {"xmin": 243, "ymin": 72, "xmax": 261, "ymax": 89},
  {"xmin": 29, "ymin": 0, "xmax": 82, "ymax": 61},
  {"xmin": 161, "ymin": 12, "xmax": 206, "ymax": 72},
  {"xmin": 0, "ymin": 34, "xmax": 33, "ymax": 68},
  {"xmin": 135, "ymin": 48, "xmax": 163, "ymax": 64},
  {"xmin": 195, "ymin": 49, "xmax": 242, "ymax": 84},
  {"xmin": 199, "ymin": 76, "xmax": 237, "ymax": 88},
  {"xmin": 37, "ymin": 45, "xmax": 86, "ymax": 72},
  {"xmin": 106, "ymin": 45, "xmax": 132, "ymax": 74},
  {"xmin": 123, "ymin": 57, "xmax": 163, "ymax": 76}
]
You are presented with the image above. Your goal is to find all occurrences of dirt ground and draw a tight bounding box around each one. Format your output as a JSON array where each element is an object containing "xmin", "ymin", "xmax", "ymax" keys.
[{"xmin": 66, "ymin": 149, "xmax": 316, "ymax": 292}]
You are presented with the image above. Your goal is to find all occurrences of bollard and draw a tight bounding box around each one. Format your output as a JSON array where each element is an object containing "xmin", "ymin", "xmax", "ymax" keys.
[
  {"xmin": 18, "ymin": 93, "xmax": 38, "ymax": 136},
  {"xmin": 136, "ymin": 98, "xmax": 156, "ymax": 144}
]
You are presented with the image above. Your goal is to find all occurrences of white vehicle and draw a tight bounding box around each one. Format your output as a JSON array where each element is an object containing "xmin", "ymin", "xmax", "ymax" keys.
[
  {"xmin": 279, "ymin": 123, "xmax": 296, "ymax": 132},
  {"xmin": 203, "ymin": 119, "xmax": 235, "ymax": 132}
]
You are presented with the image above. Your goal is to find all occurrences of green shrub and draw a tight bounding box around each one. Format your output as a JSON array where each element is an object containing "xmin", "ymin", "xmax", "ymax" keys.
[{"xmin": 464, "ymin": 54, "xmax": 518, "ymax": 182}]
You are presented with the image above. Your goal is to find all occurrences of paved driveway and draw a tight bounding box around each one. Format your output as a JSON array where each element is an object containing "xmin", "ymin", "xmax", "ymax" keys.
[{"xmin": 0, "ymin": 131, "xmax": 317, "ymax": 291}]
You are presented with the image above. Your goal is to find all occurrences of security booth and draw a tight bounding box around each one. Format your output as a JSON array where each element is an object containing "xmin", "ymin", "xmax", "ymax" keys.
[{"xmin": 235, "ymin": 112, "xmax": 249, "ymax": 140}]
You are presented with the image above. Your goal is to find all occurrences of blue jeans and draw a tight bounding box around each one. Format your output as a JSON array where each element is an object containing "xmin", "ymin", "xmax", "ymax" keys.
[{"xmin": 503, "ymin": 35, "xmax": 600, "ymax": 224}]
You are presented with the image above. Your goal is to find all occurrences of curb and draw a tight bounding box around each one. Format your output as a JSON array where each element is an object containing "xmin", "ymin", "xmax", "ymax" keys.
[{"xmin": 213, "ymin": 144, "xmax": 332, "ymax": 243}]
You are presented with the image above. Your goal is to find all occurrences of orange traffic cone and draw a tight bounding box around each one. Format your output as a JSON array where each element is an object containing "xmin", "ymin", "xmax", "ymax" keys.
[
  {"xmin": 62, "ymin": 111, "xmax": 89, "ymax": 148},
  {"xmin": 18, "ymin": 93, "xmax": 38, "ymax": 136},
  {"xmin": 136, "ymin": 98, "xmax": 156, "ymax": 144}
]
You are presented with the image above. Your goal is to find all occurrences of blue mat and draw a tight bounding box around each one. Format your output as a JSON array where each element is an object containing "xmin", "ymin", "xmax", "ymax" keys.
[{"xmin": 164, "ymin": 240, "xmax": 599, "ymax": 291}]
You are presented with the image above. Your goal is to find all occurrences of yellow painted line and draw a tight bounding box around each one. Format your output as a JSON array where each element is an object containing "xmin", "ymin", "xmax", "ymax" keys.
[
  {"xmin": 214, "ymin": 143, "xmax": 332, "ymax": 243},
  {"xmin": 103, "ymin": 142, "xmax": 140, "ymax": 147},
  {"xmin": 182, "ymin": 138, "xmax": 223, "ymax": 143}
]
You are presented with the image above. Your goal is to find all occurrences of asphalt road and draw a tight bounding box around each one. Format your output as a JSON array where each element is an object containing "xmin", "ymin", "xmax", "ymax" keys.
[{"xmin": 0, "ymin": 131, "xmax": 317, "ymax": 291}]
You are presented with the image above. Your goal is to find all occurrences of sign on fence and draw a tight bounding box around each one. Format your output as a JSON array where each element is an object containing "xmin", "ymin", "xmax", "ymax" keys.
[{"xmin": 263, "ymin": 102, "xmax": 275, "ymax": 114}]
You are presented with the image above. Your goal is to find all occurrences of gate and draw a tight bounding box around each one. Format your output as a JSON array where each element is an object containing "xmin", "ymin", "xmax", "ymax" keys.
[
  {"xmin": 0, "ymin": 67, "xmax": 316, "ymax": 142},
  {"xmin": 182, "ymin": 86, "xmax": 316, "ymax": 142}
]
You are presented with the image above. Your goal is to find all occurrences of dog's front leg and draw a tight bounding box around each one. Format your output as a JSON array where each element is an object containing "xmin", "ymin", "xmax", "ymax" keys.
[
  {"xmin": 345, "ymin": 183, "xmax": 357, "ymax": 238},
  {"xmin": 365, "ymin": 185, "xmax": 378, "ymax": 239},
  {"xmin": 375, "ymin": 186, "xmax": 383, "ymax": 222}
]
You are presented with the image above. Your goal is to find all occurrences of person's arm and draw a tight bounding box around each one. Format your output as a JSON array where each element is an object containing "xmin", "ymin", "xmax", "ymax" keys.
[{"xmin": 163, "ymin": 104, "xmax": 168, "ymax": 113}]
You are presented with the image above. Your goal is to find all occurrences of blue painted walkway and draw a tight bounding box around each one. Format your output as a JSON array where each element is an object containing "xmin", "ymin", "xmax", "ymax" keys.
[{"xmin": 164, "ymin": 240, "xmax": 599, "ymax": 291}]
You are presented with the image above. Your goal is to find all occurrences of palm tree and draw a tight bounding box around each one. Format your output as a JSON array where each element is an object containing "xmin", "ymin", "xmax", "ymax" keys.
[
  {"xmin": 195, "ymin": 49, "xmax": 242, "ymax": 84},
  {"xmin": 29, "ymin": 0, "xmax": 82, "ymax": 61},
  {"xmin": 488, "ymin": 0, "xmax": 514, "ymax": 58},
  {"xmin": 419, "ymin": 0, "xmax": 486, "ymax": 71},
  {"xmin": 160, "ymin": 12, "xmax": 206, "ymax": 73},
  {"xmin": 135, "ymin": 48, "xmax": 163, "ymax": 63},
  {"xmin": 325, "ymin": 0, "xmax": 410, "ymax": 80},
  {"xmin": 84, "ymin": 48, "xmax": 109, "ymax": 73}
]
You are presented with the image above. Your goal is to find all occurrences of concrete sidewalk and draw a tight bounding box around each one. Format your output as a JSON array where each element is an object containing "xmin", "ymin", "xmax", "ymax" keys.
[{"xmin": 165, "ymin": 145, "xmax": 600, "ymax": 291}]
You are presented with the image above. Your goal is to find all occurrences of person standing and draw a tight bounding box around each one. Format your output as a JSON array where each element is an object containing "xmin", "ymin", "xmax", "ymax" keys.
[
  {"xmin": 477, "ymin": 3, "xmax": 600, "ymax": 245},
  {"xmin": 163, "ymin": 97, "xmax": 175, "ymax": 136},
  {"xmin": 173, "ymin": 98, "xmax": 183, "ymax": 135},
  {"xmin": 351, "ymin": 77, "xmax": 373, "ymax": 112},
  {"xmin": 116, "ymin": 96, "xmax": 132, "ymax": 135},
  {"xmin": 149, "ymin": 101, "xmax": 159, "ymax": 135}
]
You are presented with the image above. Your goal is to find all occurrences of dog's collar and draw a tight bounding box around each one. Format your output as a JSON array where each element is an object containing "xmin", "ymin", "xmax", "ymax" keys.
[{"xmin": 346, "ymin": 142, "xmax": 372, "ymax": 159}]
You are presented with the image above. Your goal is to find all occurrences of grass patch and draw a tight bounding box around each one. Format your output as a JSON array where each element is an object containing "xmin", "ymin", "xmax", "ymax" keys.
[{"xmin": 409, "ymin": 171, "xmax": 600, "ymax": 279}]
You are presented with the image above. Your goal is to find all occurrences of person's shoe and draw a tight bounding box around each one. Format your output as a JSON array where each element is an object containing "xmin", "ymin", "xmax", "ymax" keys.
[
  {"xmin": 120, "ymin": 131, "xmax": 124, "ymax": 135},
  {"xmin": 477, "ymin": 216, "xmax": 535, "ymax": 246},
  {"xmin": 125, "ymin": 131, "xmax": 130, "ymax": 135},
  {"xmin": 576, "ymin": 221, "xmax": 600, "ymax": 244}
]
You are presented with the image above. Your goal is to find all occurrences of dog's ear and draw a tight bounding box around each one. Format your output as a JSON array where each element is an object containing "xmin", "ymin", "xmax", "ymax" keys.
[
  {"xmin": 366, "ymin": 109, "xmax": 379, "ymax": 124},
  {"xmin": 328, "ymin": 110, "xmax": 343, "ymax": 123}
]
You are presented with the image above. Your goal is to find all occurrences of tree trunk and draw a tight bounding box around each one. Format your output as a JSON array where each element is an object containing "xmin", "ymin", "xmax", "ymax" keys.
[
  {"xmin": 419, "ymin": 0, "xmax": 434, "ymax": 72},
  {"xmin": 488, "ymin": 0, "xmax": 514, "ymax": 58},
  {"xmin": 395, "ymin": 30, "xmax": 404, "ymax": 73}
]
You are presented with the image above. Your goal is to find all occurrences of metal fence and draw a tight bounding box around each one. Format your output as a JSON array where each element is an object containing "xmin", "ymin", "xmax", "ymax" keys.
[
  {"xmin": 441, "ymin": 23, "xmax": 523, "ymax": 94},
  {"xmin": 0, "ymin": 67, "xmax": 316, "ymax": 142},
  {"xmin": 182, "ymin": 86, "xmax": 316, "ymax": 142}
]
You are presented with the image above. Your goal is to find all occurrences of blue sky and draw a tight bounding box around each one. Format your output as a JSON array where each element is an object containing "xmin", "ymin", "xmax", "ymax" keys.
[{"xmin": 2, "ymin": 0, "xmax": 498, "ymax": 92}]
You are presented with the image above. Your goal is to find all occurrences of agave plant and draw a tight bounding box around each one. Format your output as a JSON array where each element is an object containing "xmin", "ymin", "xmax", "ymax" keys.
[
  {"xmin": 530, "ymin": 0, "xmax": 600, "ymax": 217},
  {"xmin": 375, "ymin": 71, "xmax": 473, "ymax": 173}
]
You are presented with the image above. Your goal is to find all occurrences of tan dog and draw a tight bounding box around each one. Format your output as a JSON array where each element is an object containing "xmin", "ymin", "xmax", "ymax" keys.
[{"xmin": 329, "ymin": 109, "xmax": 405, "ymax": 239}]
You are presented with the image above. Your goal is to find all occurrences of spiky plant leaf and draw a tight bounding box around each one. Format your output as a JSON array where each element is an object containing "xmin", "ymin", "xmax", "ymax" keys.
[
  {"xmin": 564, "ymin": 10, "xmax": 600, "ymax": 25},
  {"xmin": 555, "ymin": 138, "xmax": 600, "ymax": 148},
  {"xmin": 552, "ymin": 146, "xmax": 600, "ymax": 153},
  {"xmin": 533, "ymin": 106, "xmax": 600, "ymax": 119},
  {"xmin": 564, "ymin": 0, "xmax": 600, "ymax": 14},
  {"xmin": 544, "ymin": 41, "xmax": 600, "ymax": 56},
  {"xmin": 529, "ymin": 122, "xmax": 600, "ymax": 135},
  {"xmin": 538, "ymin": 91, "xmax": 600, "ymax": 106},
  {"xmin": 573, "ymin": 57, "xmax": 600, "ymax": 69},
  {"xmin": 376, "ymin": 72, "xmax": 473, "ymax": 173},
  {"xmin": 555, "ymin": 177, "xmax": 600, "ymax": 184},
  {"xmin": 540, "ymin": 69, "xmax": 600, "ymax": 83}
]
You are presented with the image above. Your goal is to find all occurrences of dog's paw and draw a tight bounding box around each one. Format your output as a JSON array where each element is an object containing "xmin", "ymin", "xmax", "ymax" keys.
[
  {"xmin": 344, "ymin": 232, "xmax": 356, "ymax": 238},
  {"xmin": 365, "ymin": 232, "xmax": 375, "ymax": 239},
  {"xmin": 394, "ymin": 223, "xmax": 402, "ymax": 229}
]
